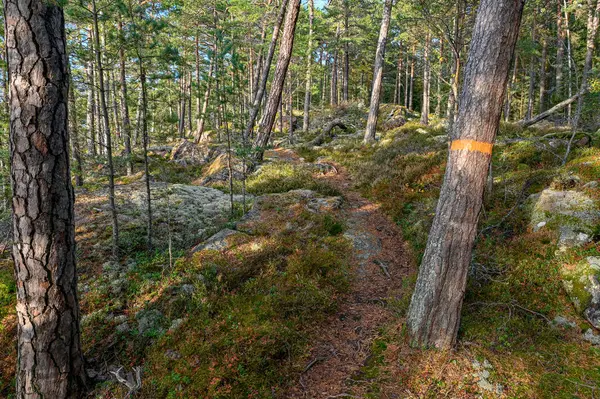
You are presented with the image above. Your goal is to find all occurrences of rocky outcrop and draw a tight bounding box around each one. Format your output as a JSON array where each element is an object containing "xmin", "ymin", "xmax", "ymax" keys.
[
  {"xmin": 116, "ymin": 183, "xmax": 249, "ymax": 250},
  {"xmin": 170, "ymin": 139, "xmax": 214, "ymax": 166},
  {"xmin": 529, "ymin": 189, "xmax": 599, "ymax": 250}
]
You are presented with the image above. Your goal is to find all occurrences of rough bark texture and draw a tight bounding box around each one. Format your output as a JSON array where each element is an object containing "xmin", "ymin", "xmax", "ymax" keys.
[
  {"xmin": 253, "ymin": 0, "xmax": 301, "ymax": 160},
  {"xmin": 363, "ymin": 0, "xmax": 393, "ymax": 143},
  {"xmin": 243, "ymin": 0, "xmax": 290, "ymax": 141},
  {"xmin": 5, "ymin": 0, "xmax": 87, "ymax": 395},
  {"xmin": 406, "ymin": 0, "xmax": 525, "ymax": 349}
]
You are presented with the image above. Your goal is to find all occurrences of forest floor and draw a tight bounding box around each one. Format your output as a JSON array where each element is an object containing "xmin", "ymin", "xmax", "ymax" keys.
[
  {"xmin": 271, "ymin": 149, "xmax": 413, "ymax": 398},
  {"xmin": 1, "ymin": 105, "xmax": 600, "ymax": 398}
]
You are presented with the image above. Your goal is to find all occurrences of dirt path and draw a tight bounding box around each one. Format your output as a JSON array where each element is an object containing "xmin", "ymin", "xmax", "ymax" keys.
[{"xmin": 266, "ymin": 148, "xmax": 414, "ymax": 398}]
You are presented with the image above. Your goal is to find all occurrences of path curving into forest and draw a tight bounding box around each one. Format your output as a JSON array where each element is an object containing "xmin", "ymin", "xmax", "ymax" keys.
[{"xmin": 267, "ymin": 148, "xmax": 414, "ymax": 398}]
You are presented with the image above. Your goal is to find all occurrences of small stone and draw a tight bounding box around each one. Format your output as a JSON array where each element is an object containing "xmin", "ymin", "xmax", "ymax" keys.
[
  {"xmin": 116, "ymin": 322, "xmax": 130, "ymax": 333},
  {"xmin": 582, "ymin": 329, "xmax": 600, "ymax": 345},
  {"xmin": 169, "ymin": 318, "xmax": 185, "ymax": 332},
  {"xmin": 165, "ymin": 349, "xmax": 182, "ymax": 360},
  {"xmin": 535, "ymin": 221, "xmax": 547, "ymax": 231},
  {"xmin": 180, "ymin": 284, "xmax": 196, "ymax": 296},
  {"xmin": 584, "ymin": 181, "xmax": 599, "ymax": 189},
  {"xmin": 552, "ymin": 315, "xmax": 577, "ymax": 329},
  {"xmin": 482, "ymin": 359, "xmax": 493, "ymax": 369}
]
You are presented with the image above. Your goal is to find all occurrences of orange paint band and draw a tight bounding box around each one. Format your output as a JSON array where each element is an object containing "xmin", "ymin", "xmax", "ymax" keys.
[{"xmin": 450, "ymin": 139, "xmax": 493, "ymax": 155}]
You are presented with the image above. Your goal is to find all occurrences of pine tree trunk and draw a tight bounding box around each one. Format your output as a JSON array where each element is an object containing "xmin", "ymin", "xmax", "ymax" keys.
[
  {"xmin": 92, "ymin": 0, "xmax": 119, "ymax": 258},
  {"xmin": 331, "ymin": 27, "xmax": 339, "ymax": 107},
  {"xmin": 363, "ymin": 0, "xmax": 393, "ymax": 143},
  {"xmin": 407, "ymin": 0, "xmax": 525, "ymax": 350},
  {"xmin": 244, "ymin": 0, "xmax": 290, "ymax": 141},
  {"xmin": 86, "ymin": 60, "xmax": 97, "ymax": 156},
  {"xmin": 6, "ymin": 0, "xmax": 87, "ymax": 395},
  {"xmin": 195, "ymin": 56, "xmax": 214, "ymax": 143},
  {"xmin": 573, "ymin": 0, "xmax": 600, "ymax": 130},
  {"xmin": 119, "ymin": 20, "xmax": 133, "ymax": 175},
  {"xmin": 409, "ymin": 44, "xmax": 415, "ymax": 111},
  {"xmin": 342, "ymin": 0, "xmax": 350, "ymax": 103},
  {"xmin": 555, "ymin": 2, "xmax": 565, "ymax": 100},
  {"xmin": 303, "ymin": 0, "xmax": 314, "ymax": 133},
  {"xmin": 69, "ymin": 76, "xmax": 85, "ymax": 187},
  {"xmin": 539, "ymin": 37, "xmax": 548, "ymax": 113},
  {"xmin": 395, "ymin": 43, "xmax": 403, "ymax": 105},
  {"xmin": 253, "ymin": 0, "xmax": 301, "ymax": 160},
  {"xmin": 420, "ymin": 32, "xmax": 431, "ymax": 126}
]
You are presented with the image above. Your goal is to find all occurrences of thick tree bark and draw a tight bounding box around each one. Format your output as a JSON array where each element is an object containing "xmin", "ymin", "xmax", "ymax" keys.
[
  {"xmin": 363, "ymin": 0, "xmax": 393, "ymax": 143},
  {"xmin": 303, "ymin": 0, "xmax": 314, "ymax": 133},
  {"xmin": 407, "ymin": 0, "xmax": 525, "ymax": 349},
  {"xmin": 5, "ymin": 0, "xmax": 87, "ymax": 395},
  {"xmin": 243, "ymin": 0, "xmax": 290, "ymax": 141},
  {"xmin": 119, "ymin": 20, "xmax": 133, "ymax": 175},
  {"xmin": 92, "ymin": 0, "xmax": 119, "ymax": 258},
  {"xmin": 420, "ymin": 32, "xmax": 431, "ymax": 126},
  {"xmin": 573, "ymin": 0, "xmax": 600, "ymax": 130},
  {"xmin": 253, "ymin": 0, "xmax": 301, "ymax": 160}
]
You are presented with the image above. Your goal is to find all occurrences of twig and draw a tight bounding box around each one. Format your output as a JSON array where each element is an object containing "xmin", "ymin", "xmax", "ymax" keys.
[
  {"xmin": 467, "ymin": 300, "xmax": 550, "ymax": 324},
  {"xmin": 110, "ymin": 366, "xmax": 142, "ymax": 398},
  {"xmin": 373, "ymin": 259, "xmax": 391, "ymax": 278},
  {"xmin": 303, "ymin": 356, "xmax": 326, "ymax": 373}
]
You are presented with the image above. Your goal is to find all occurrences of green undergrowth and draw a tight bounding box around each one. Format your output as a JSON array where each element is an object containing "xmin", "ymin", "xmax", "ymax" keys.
[
  {"xmin": 302, "ymin": 117, "xmax": 600, "ymax": 397},
  {"xmin": 137, "ymin": 196, "xmax": 351, "ymax": 398}
]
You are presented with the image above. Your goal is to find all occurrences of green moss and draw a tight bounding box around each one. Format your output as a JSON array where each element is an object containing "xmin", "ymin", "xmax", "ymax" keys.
[{"xmin": 247, "ymin": 162, "xmax": 340, "ymax": 196}]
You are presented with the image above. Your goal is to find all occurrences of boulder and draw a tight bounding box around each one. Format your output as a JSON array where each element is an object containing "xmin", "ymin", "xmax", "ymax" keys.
[
  {"xmin": 117, "ymin": 183, "xmax": 249, "ymax": 250},
  {"xmin": 170, "ymin": 139, "xmax": 214, "ymax": 166},
  {"xmin": 382, "ymin": 106, "xmax": 407, "ymax": 131},
  {"xmin": 191, "ymin": 228, "xmax": 247, "ymax": 252},
  {"xmin": 561, "ymin": 257, "xmax": 600, "ymax": 323},
  {"xmin": 197, "ymin": 153, "xmax": 246, "ymax": 186},
  {"xmin": 529, "ymin": 189, "xmax": 599, "ymax": 250}
]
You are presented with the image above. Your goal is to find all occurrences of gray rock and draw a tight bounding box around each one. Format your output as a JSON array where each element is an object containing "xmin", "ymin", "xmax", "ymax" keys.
[
  {"xmin": 529, "ymin": 189, "xmax": 599, "ymax": 250},
  {"xmin": 179, "ymin": 284, "xmax": 196, "ymax": 296},
  {"xmin": 192, "ymin": 229, "xmax": 243, "ymax": 252},
  {"xmin": 165, "ymin": 349, "xmax": 181, "ymax": 360},
  {"xmin": 583, "ymin": 329, "xmax": 600, "ymax": 345},
  {"xmin": 561, "ymin": 257, "xmax": 600, "ymax": 316},
  {"xmin": 136, "ymin": 309, "xmax": 164, "ymax": 336},
  {"xmin": 169, "ymin": 318, "xmax": 185, "ymax": 332},
  {"xmin": 344, "ymin": 229, "xmax": 382, "ymax": 262},
  {"xmin": 114, "ymin": 315, "xmax": 128, "ymax": 324},
  {"xmin": 170, "ymin": 139, "xmax": 214, "ymax": 165},
  {"xmin": 552, "ymin": 315, "xmax": 578, "ymax": 329},
  {"xmin": 116, "ymin": 183, "xmax": 249, "ymax": 251},
  {"xmin": 307, "ymin": 196, "xmax": 343, "ymax": 213},
  {"xmin": 584, "ymin": 181, "xmax": 599, "ymax": 189},
  {"xmin": 110, "ymin": 278, "xmax": 128, "ymax": 295},
  {"xmin": 116, "ymin": 322, "xmax": 130, "ymax": 333}
]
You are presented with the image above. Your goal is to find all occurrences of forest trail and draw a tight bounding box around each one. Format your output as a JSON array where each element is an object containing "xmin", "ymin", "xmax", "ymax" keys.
[{"xmin": 265, "ymin": 148, "xmax": 414, "ymax": 398}]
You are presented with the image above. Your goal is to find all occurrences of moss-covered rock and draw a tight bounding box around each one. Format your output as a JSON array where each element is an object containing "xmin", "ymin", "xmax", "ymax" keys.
[
  {"xmin": 561, "ymin": 257, "xmax": 600, "ymax": 324},
  {"xmin": 529, "ymin": 189, "xmax": 599, "ymax": 250}
]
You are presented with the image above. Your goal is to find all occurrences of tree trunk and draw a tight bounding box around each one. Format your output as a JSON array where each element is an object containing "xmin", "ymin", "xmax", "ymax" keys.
[
  {"xmin": 119, "ymin": 20, "xmax": 133, "ymax": 175},
  {"xmin": 342, "ymin": 0, "xmax": 350, "ymax": 103},
  {"xmin": 555, "ymin": 1, "xmax": 565, "ymax": 99},
  {"xmin": 303, "ymin": 0, "xmax": 314, "ymax": 133},
  {"xmin": 69, "ymin": 76, "xmax": 85, "ymax": 187},
  {"xmin": 519, "ymin": 91, "xmax": 583, "ymax": 128},
  {"xmin": 6, "ymin": 0, "xmax": 87, "ymax": 395},
  {"xmin": 86, "ymin": 60, "xmax": 97, "ymax": 156},
  {"xmin": 395, "ymin": 43, "xmax": 403, "ymax": 105},
  {"xmin": 331, "ymin": 27, "xmax": 339, "ymax": 107},
  {"xmin": 244, "ymin": 0, "xmax": 290, "ymax": 141},
  {"xmin": 539, "ymin": 37, "xmax": 548, "ymax": 113},
  {"xmin": 407, "ymin": 0, "xmax": 525, "ymax": 349},
  {"xmin": 573, "ymin": 0, "xmax": 600, "ymax": 130},
  {"xmin": 526, "ymin": 12, "xmax": 537, "ymax": 121},
  {"xmin": 435, "ymin": 40, "xmax": 444, "ymax": 117},
  {"xmin": 178, "ymin": 71, "xmax": 187, "ymax": 138},
  {"xmin": 92, "ymin": 0, "xmax": 119, "ymax": 258},
  {"xmin": 420, "ymin": 32, "xmax": 431, "ymax": 126},
  {"xmin": 504, "ymin": 56, "xmax": 518, "ymax": 122},
  {"xmin": 446, "ymin": 0, "xmax": 464, "ymax": 132},
  {"xmin": 409, "ymin": 44, "xmax": 415, "ymax": 111},
  {"xmin": 363, "ymin": 0, "xmax": 393, "ymax": 143},
  {"xmin": 253, "ymin": 0, "xmax": 301, "ymax": 160},
  {"xmin": 195, "ymin": 56, "xmax": 215, "ymax": 143},
  {"xmin": 565, "ymin": 0, "xmax": 574, "ymax": 121}
]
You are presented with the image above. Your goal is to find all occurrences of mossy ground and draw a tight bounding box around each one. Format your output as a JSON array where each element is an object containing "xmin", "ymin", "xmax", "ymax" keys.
[{"xmin": 297, "ymin": 115, "xmax": 600, "ymax": 398}]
